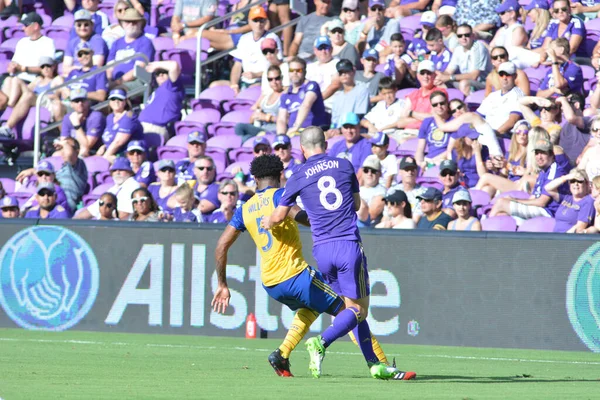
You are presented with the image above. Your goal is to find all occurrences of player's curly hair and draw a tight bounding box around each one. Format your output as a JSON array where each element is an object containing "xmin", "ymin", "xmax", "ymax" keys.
[{"xmin": 250, "ymin": 154, "xmax": 284, "ymax": 180}]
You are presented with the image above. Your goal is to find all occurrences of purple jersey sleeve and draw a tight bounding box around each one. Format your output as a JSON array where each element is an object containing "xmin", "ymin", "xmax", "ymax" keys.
[
  {"xmin": 86, "ymin": 111, "xmax": 106, "ymax": 138},
  {"xmin": 578, "ymin": 195, "xmax": 596, "ymax": 224},
  {"xmin": 229, "ymin": 206, "xmax": 246, "ymax": 231},
  {"xmin": 61, "ymin": 117, "xmax": 73, "ymax": 137},
  {"xmin": 135, "ymin": 161, "xmax": 157, "ymax": 186}
]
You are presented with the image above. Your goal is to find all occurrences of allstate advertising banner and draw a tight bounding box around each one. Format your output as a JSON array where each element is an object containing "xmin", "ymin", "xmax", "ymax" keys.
[{"xmin": 0, "ymin": 220, "xmax": 598, "ymax": 353}]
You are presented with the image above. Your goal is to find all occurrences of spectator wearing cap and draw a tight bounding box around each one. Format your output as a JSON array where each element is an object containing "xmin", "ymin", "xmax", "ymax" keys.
[
  {"xmin": 489, "ymin": 0, "xmax": 528, "ymax": 59},
  {"xmin": 356, "ymin": 0, "xmax": 400, "ymax": 56},
  {"xmin": 21, "ymin": 160, "xmax": 71, "ymax": 216},
  {"xmin": 191, "ymin": 155, "xmax": 221, "ymax": 215},
  {"xmin": 538, "ymin": 0, "xmax": 586, "ymax": 62},
  {"xmin": 556, "ymin": 94, "xmax": 591, "ymax": 164},
  {"xmin": 355, "ymin": 49, "xmax": 386, "ymax": 101},
  {"xmin": 485, "ymin": 46, "xmax": 530, "ymax": 96},
  {"xmin": 289, "ymin": 0, "xmax": 333, "ymax": 58},
  {"xmin": 272, "ymin": 134, "xmax": 302, "ymax": 184},
  {"xmin": 276, "ymin": 57, "xmax": 331, "ymax": 135},
  {"xmin": 59, "ymin": 88, "xmax": 106, "ymax": 157},
  {"xmin": 60, "ymin": 43, "xmax": 109, "ymax": 105},
  {"xmin": 524, "ymin": 0, "xmax": 551, "ymax": 55},
  {"xmin": 415, "ymin": 90, "xmax": 453, "ymax": 169},
  {"xmin": 431, "ymin": 0, "xmax": 458, "ymax": 15},
  {"xmin": 24, "ymin": 183, "xmax": 70, "ymax": 219},
  {"xmin": 171, "ymin": 0, "xmax": 218, "ymax": 45},
  {"xmin": 306, "ymin": 36, "xmax": 341, "ymax": 111},
  {"xmin": 361, "ymin": 77, "xmax": 406, "ymax": 133},
  {"xmin": 63, "ymin": 9, "xmax": 109, "ymax": 76},
  {"xmin": 76, "ymin": 157, "xmax": 141, "ymax": 220},
  {"xmin": 369, "ymin": 132, "xmax": 398, "ymax": 188},
  {"xmin": 205, "ymin": 179, "xmax": 240, "ymax": 223},
  {"xmin": 148, "ymin": 159, "xmax": 179, "ymax": 214},
  {"xmin": 175, "ymin": 131, "xmax": 207, "ymax": 184},
  {"xmin": 357, "ymin": 155, "xmax": 386, "ymax": 225},
  {"xmin": 537, "ymin": 38, "xmax": 584, "ymax": 99},
  {"xmin": 232, "ymin": 137, "xmax": 272, "ymax": 195},
  {"xmin": 328, "ymin": 112, "xmax": 372, "ymax": 173},
  {"xmin": 416, "ymin": 187, "xmax": 453, "ymax": 229},
  {"xmin": 97, "ymin": 88, "xmax": 144, "ymax": 163},
  {"xmin": 390, "ymin": 156, "xmax": 425, "ymax": 218},
  {"xmin": 439, "ymin": 159, "xmax": 467, "ymax": 218},
  {"xmin": 107, "ymin": 8, "xmax": 155, "ymax": 88},
  {"xmin": 447, "ymin": 190, "xmax": 482, "ymax": 231},
  {"xmin": 375, "ymin": 190, "xmax": 415, "ymax": 229},
  {"xmin": 328, "ymin": 59, "xmax": 370, "ymax": 133},
  {"xmin": 448, "ymin": 124, "xmax": 489, "ymax": 188},
  {"xmin": 518, "ymin": 96, "xmax": 562, "ymax": 144},
  {"xmin": 260, "ymin": 39, "xmax": 290, "ymax": 94},
  {"xmin": 0, "ymin": 196, "xmax": 20, "ymax": 219},
  {"xmin": 171, "ymin": 183, "xmax": 202, "ymax": 223},
  {"xmin": 339, "ymin": 0, "xmax": 362, "ymax": 46},
  {"xmin": 235, "ymin": 66, "xmax": 284, "ymax": 144},
  {"xmin": 73, "ymin": 0, "xmax": 110, "ymax": 39},
  {"xmin": 423, "ymin": 28, "xmax": 452, "ymax": 75},
  {"xmin": 382, "ymin": 33, "xmax": 409, "ymax": 87},
  {"xmin": 435, "ymin": 23, "xmax": 492, "ymax": 96},
  {"xmin": 325, "ymin": 18, "xmax": 360, "ymax": 67},
  {"xmin": 404, "ymin": 12, "xmax": 437, "ymax": 69},
  {"xmin": 138, "ymin": 61, "xmax": 185, "ymax": 140},
  {"xmin": 0, "ymin": 56, "xmax": 64, "ymax": 140},
  {"xmin": 491, "ymin": 138, "xmax": 570, "ymax": 220},
  {"xmin": 126, "ymin": 140, "xmax": 156, "ymax": 187},
  {"xmin": 546, "ymin": 169, "xmax": 595, "ymax": 233}
]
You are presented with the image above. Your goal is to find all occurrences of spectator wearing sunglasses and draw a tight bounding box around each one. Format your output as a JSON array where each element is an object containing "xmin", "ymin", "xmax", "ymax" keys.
[
  {"xmin": 546, "ymin": 169, "xmax": 595, "ymax": 233},
  {"xmin": 415, "ymin": 187, "xmax": 452, "ymax": 229},
  {"xmin": 390, "ymin": 156, "xmax": 426, "ymax": 219},
  {"xmin": 537, "ymin": 38, "xmax": 584, "ymax": 99},
  {"xmin": 191, "ymin": 156, "xmax": 221, "ymax": 215},
  {"xmin": 439, "ymin": 159, "xmax": 467, "ymax": 218},
  {"xmin": 539, "ymin": 0, "xmax": 586, "ymax": 62},
  {"xmin": 21, "ymin": 160, "xmax": 71, "ymax": 217},
  {"xmin": 148, "ymin": 159, "xmax": 179, "ymax": 214},
  {"xmin": 0, "ymin": 196, "xmax": 20, "ymax": 219},
  {"xmin": 329, "ymin": 112, "xmax": 372, "ymax": 173},
  {"xmin": 205, "ymin": 180, "xmax": 240, "ymax": 224},
  {"xmin": 328, "ymin": 59, "xmax": 370, "ymax": 134},
  {"xmin": 325, "ymin": 18, "xmax": 360, "ymax": 67},
  {"xmin": 260, "ymin": 39, "xmax": 290, "ymax": 93},
  {"xmin": 355, "ymin": 49, "xmax": 386, "ymax": 102},
  {"xmin": 58, "ymin": 88, "xmax": 106, "ymax": 157},
  {"xmin": 435, "ymin": 23, "xmax": 492, "ymax": 96},
  {"xmin": 357, "ymin": 155, "xmax": 386, "ymax": 226},
  {"xmin": 63, "ymin": 10, "xmax": 109, "ymax": 77},
  {"xmin": 272, "ymin": 135, "xmax": 301, "ymax": 184},
  {"xmin": 415, "ymin": 90, "xmax": 453, "ymax": 170},
  {"xmin": 576, "ymin": 115, "xmax": 600, "ymax": 181},
  {"xmin": 175, "ymin": 131, "xmax": 208, "ymax": 184},
  {"xmin": 60, "ymin": 44, "xmax": 108, "ymax": 107},
  {"xmin": 307, "ymin": 36, "xmax": 342, "ymax": 111},
  {"xmin": 130, "ymin": 187, "xmax": 162, "ymax": 222},
  {"xmin": 519, "ymin": 96, "xmax": 563, "ymax": 144},
  {"xmin": 24, "ymin": 183, "xmax": 70, "ymax": 219},
  {"xmin": 485, "ymin": 47, "xmax": 530, "ymax": 96},
  {"xmin": 375, "ymin": 189, "xmax": 415, "ymax": 229},
  {"xmin": 338, "ymin": 0, "xmax": 362, "ymax": 45},
  {"xmin": 369, "ymin": 132, "xmax": 398, "ymax": 189},
  {"xmin": 96, "ymin": 192, "xmax": 119, "ymax": 220},
  {"xmin": 447, "ymin": 190, "xmax": 482, "ymax": 231},
  {"xmin": 447, "ymin": 124, "xmax": 489, "ymax": 188},
  {"xmin": 71, "ymin": 0, "xmax": 110, "ymax": 40},
  {"xmin": 289, "ymin": 0, "xmax": 333, "ymax": 58},
  {"xmin": 356, "ymin": 0, "xmax": 400, "ymax": 56}
]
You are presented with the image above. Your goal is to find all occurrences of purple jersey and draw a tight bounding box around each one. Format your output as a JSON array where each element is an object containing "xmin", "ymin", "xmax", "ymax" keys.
[
  {"xmin": 69, "ymin": 13, "xmax": 105, "ymax": 39},
  {"xmin": 280, "ymin": 81, "xmax": 330, "ymax": 129},
  {"xmin": 24, "ymin": 204, "xmax": 70, "ymax": 219},
  {"xmin": 539, "ymin": 61, "xmax": 584, "ymax": 94},
  {"xmin": 23, "ymin": 184, "xmax": 72, "ymax": 217},
  {"xmin": 418, "ymin": 116, "xmax": 453, "ymax": 158},
  {"xmin": 280, "ymin": 153, "xmax": 361, "ymax": 246},
  {"xmin": 134, "ymin": 161, "xmax": 156, "ymax": 186},
  {"xmin": 442, "ymin": 185, "xmax": 467, "ymax": 210},
  {"xmin": 430, "ymin": 48, "xmax": 452, "ymax": 72},
  {"xmin": 453, "ymin": 146, "xmax": 489, "ymax": 187},
  {"xmin": 328, "ymin": 136, "xmax": 373, "ymax": 174},
  {"xmin": 102, "ymin": 112, "xmax": 144, "ymax": 152},
  {"xmin": 107, "ymin": 35, "xmax": 155, "ymax": 80},
  {"xmin": 61, "ymin": 110, "xmax": 106, "ymax": 139},
  {"xmin": 173, "ymin": 207, "xmax": 202, "ymax": 222},
  {"xmin": 175, "ymin": 158, "xmax": 195, "ymax": 183},
  {"xmin": 66, "ymin": 66, "xmax": 108, "ymax": 93},
  {"xmin": 553, "ymin": 194, "xmax": 595, "ymax": 233},
  {"xmin": 139, "ymin": 78, "xmax": 185, "ymax": 126},
  {"xmin": 148, "ymin": 183, "xmax": 176, "ymax": 213},
  {"xmin": 205, "ymin": 208, "xmax": 230, "ymax": 223},
  {"xmin": 65, "ymin": 35, "xmax": 108, "ymax": 66},
  {"xmin": 441, "ymin": 0, "xmax": 457, "ymax": 5},
  {"xmin": 532, "ymin": 159, "xmax": 570, "ymax": 216},
  {"xmin": 195, "ymin": 182, "xmax": 221, "ymax": 213},
  {"xmin": 284, "ymin": 158, "xmax": 302, "ymax": 181},
  {"xmin": 407, "ymin": 38, "xmax": 429, "ymax": 58},
  {"xmin": 543, "ymin": 16, "xmax": 586, "ymax": 55}
]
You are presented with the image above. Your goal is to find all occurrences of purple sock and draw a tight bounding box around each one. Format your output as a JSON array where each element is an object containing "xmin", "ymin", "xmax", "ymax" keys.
[
  {"xmin": 321, "ymin": 307, "xmax": 360, "ymax": 348},
  {"xmin": 352, "ymin": 320, "xmax": 379, "ymax": 365}
]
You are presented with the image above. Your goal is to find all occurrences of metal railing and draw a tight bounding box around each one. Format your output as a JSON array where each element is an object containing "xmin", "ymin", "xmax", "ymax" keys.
[{"xmin": 33, "ymin": 52, "xmax": 150, "ymax": 166}]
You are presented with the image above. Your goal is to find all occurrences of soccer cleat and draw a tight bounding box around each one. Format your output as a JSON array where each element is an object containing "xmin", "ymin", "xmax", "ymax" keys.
[
  {"xmin": 305, "ymin": 336, "xmax": 325, "ymax": 378},
  {"xmin": 370, "ymin": 362, "xmax": 416, "ymax": 380},
  {"xmin": 268, "ymin": 349, "xmax": 293, "ymax": 377},
  {"xmin": 389, "ymin": 358, "xmax": 417, "ymax": 381}
]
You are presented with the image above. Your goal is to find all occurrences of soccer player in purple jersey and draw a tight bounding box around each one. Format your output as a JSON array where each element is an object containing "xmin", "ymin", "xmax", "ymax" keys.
[{"xmin": 262, "ymin": 126, "xmax": 416, "ymax": 381}]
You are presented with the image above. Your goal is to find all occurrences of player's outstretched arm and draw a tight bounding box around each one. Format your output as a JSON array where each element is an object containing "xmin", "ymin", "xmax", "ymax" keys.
[
  {"xmin": 261, "ymin": 205, "xmax": 291, "ymax": 230},
  {"xmin": 212, "ymin": 225, "xmax": 242, "ymax": 314},
  {"xmin": 289, "ymin": 205, "xmax": 310, "ymax": 227}
]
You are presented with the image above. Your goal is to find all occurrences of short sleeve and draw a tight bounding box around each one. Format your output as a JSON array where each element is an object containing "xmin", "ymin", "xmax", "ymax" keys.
[
  {"xmin": 272, "ymin": 187, "xmax": 286, "ymax": 207},
  {"xmin": 417, "ymin": 118, "xmax": 429, "ymax": 139},
  {"xmin": 201, "ymin": 0, "xmax": 218, "ymax": 17},
  {"xmin": 350, "ymin": 169, "xmax": 360, "ymax": 193},
  {"xmin": 571, "ymin": 17, "xmax": 585, "ymax": 37},
  {"xmin": 578, "ymin": 197, "xmax": 596, "ymax": 224},
  {"xmin": 279, "ymin": 175, "xmax": 300, "ymax": 207},
  {"xmin": 229, "ymin": 207, "xmax": 246, "ymax": 231}
]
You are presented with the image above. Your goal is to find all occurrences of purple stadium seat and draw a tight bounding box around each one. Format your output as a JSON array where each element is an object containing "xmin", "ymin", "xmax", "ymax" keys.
[
  {"xmin": 0, "ymin": 177, "xmax": 16, "ymax": 193},
  {"xmin": 237, "ymin": 85, "xmax": 262, "ymax": 101},
  {"xmin": 447, "ymin": 88, "xmax": 465, "ymax": 101},
  {"xmin": 20, "ymin": 107, "xmax": 52, "ymax": 143},
  {"xmin": 465, "ymin": 90, "xmax": 485, "ymax": 110},
  {"xmin": 396, "ymin": 88, "xmax": 416, "ymax": 100},
  {"xmin": 174, "ymin": 121, "xmax": 206, "ymax": 137},
  {"xmin": 4, "ymin": 25, "xmax": 25, "ymax": 40},
  {"xmin": 392, "ymin": 149, "xmax": 415, "ymax": 158},
  {"xmin": 491, "ymin": 190, "xmax": 530, "ymax": 204},
  {"xmin": 52, "ymin": 15, "xmax": 74, "ymax": 28},
  {"xmin": 157, "ymin": 145, "xmax": 187, "ymax": 161},
  {"xmin": 221, "ymin": 109, "xmax": 253, "ymax": 124},
  {"xmin": 518, "ymin": 216, "xmax": 556, "ymax": 232},
  {"xmin": 166, "ymin": 134, "xmax": 189, "ymax": 148},
  {"xmin": 192, "ymin": 86, "xmax": 236, "ymax": 111},
  {"xmin": 177, "ymin": 37, "xmax": 210, "ymax": 52},
  {"xmin": 0, "ymin": 59, "xmax": 9, "ymax": 74},
  {"xmin": 327, "ymin": 134, "xmax": 345, "ymax": 149},
  {"xmin": 468, "ymin": 189, "xmax": 491, "ymax": 208},
  {"xmin": 152, "ymin": 36, "xmax": 175, "ymax": 61},
  {"xmin": 375, "ymin": 64, "xmax": 386, "ymax": 73},
  {"xmin": 0, "ymin": 37, "xmax": 20, "ymax": 60},
  {"xmin": 185, "ymin": 109, "xmax": 222, "ymax": 128},
  {"xmin": 291, "ymin": 136, "xmax": 301, "ymax": 149},
  {"xmin": 94, "ymin": 171, "xmax": 114, "ymax": 186},
  {"xmin": 212, "ymin": 122, "xmax": 236, "ymax": 136},
  {"xmin": 207, "ymin": 134, "xmax": 242, "ymax": 150},
  {"xmin": 224, "ymin": 161, "xmax": 251, "ymax": 175},
  {"xmin": 91, "ymin": 182, "xmax": 114, "ymax": 195},
  {"xmin": 481, "ymin": 215, "xmax": 517, "ymax": 232},
  {"xmin": 221, "ymin": 99, "xmax": 255, "ymax": 113},
  {"xmin": 11, "ymin": 191, "xmax": 33, "ymax": 206},
  {"xmin": 423, "ymin": 164, "xmax": 440, "ymax": 178},
  {"xmin": 161, "ymin": 48, "xmax": 200, "ymax": 78},
  {"xmin": 523, "ymin": 66, "xmax": 549, "ymax": 93},
  {"xmin": 399, "ymin": 14, "xmax": 420, "ymax": 38},
  {"xmin": 206, "ymin": 147, "xmax": 228, "ymax": 173},
  {"xmin": 83, "ymin": 156, "xmax": 110, "ymax": 175},
  {"xmin": 144, "ymin": 133, "xmax": 164, "ymax": 149},
  {"xmin": 398, "ymin": 138, "xmax": 419, "ymax": 153},
  {"xmin": 229, "ymin": 147, "xmax": 254, "ymax": 163}
]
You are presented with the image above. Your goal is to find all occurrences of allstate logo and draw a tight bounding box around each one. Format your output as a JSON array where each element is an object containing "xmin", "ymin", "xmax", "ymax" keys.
[
  {"xmin": 566, "ymin": 243, "xmax": 600, "ymax": 352},
  {"xmin": 0, "ymin": 226, "xmax": 99, "ymax": 331}
]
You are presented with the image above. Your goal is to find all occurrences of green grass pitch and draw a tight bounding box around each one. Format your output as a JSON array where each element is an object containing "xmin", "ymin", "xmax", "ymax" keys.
[{"xmin": 0, "ymin": 329, "xmax": 598, "ymax": 399}]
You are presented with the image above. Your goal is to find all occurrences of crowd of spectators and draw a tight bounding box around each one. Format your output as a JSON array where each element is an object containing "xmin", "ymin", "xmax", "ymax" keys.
[{"xmin": 1, "ymin": 0, "xmax": 600, "ymax": 234}]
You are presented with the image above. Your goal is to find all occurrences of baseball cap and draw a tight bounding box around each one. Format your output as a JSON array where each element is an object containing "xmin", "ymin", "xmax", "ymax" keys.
[
  {"xmin": 127, "ymin": 140, "xmax": 146, "ymax": 152},
  {"xmin": 340, "ymin": 112, "xmax": 360, "ymax": 126},
  {"xmin": 512, "ymin": 119, "xmax": 531, "ymax": 133},
  {"xmin": 260, "ymin": 38, "xmax": 277, "ymax": 51},
  {"xmin": 362, "ymin": 48, "xmax": 379, "ymax": 60},
  {"xmin": 524, "ymin": 0, "xmax": 549, "ymax": 10},
  {"xmin": 336, "ymin": 58, "xmax": 354, "ymax": 73},
  {"xmin": 400, "ymin": 156, "xmax": 417, "ymax": 170},
  {"xmin": 496, "ymin": 0, "xmax": 520, "ymax": 13},
  {"xmin": 384, "ymin": 189, "xmax": 408, "ymax": 204},
  {"xmin": 420, "ymin": 11, "xmax": 437, "ymax": 27},
  {"xmin": 36, "ymin": 160, "xmax": 55, "ymax": 174},
  {"xmin": 533, "ymin": 139, "xmax": 553, "ymax": 153},
  {"xmin": 76, "ymin": 41, "xmax": 93, "ymax": 54},
  {"xmin": 157, "ymin": 159, "xmax": 176, "ymax": 171},
  {"xmin": 110, "ymin": 158, "xmax": 133, "ymax": 172},
  {"xmin": 498, "ymin": 61, "xmax": 516, "ymax": 75},
  {"xmin": 36, "ymin": 182, "xmax": 56, "ymax": 194},
  {"xmin": 249, "ymin": 5, "xmax": 267, "ymax": 20},
  {"xmin": 119, "ymin": 8, "xmax": 145, "ymax": 22},
  {"xmin": 188, "ymin": 131, "xmax": 207, "ymax": 144},
  {"xmin": 273, "ymin": 134, "xmax": 291, "ymax": 147},
  {"xmin": 417, "ymin": 60, "xmax": 435, "ymax": 73},
  {"xmin": 452, "ymin": 189, "xmax": 472, "ymax": 204},
  {"xmin": 370, "ymin": 132, "xmax": 389, "ymax": 146},
  {"xmin": 314, "ymin": 35, "xmax": 332, "ymax": 49},
  {"xmin": 74, "ymin": 9, "xmax": 93, "ymax": 21},
  {"xmin": 0, "ymin": 196, "xmax": 18, "ymax": 209},
  {"xmin": 417, "ymin": 187, "xmax": 443, "ymax": 201},
  {"xmin": 571, "ymin": 169, "xmax": 589, "ymax": 182},
  {"xmin": 342, "ymin": 0, "xmax": 359, "ymax": 9},
  {"xmin": 70, "ymin": 88, "xmax": 88, "ymax": 101},
  {"xmin": 253, "ymin": 136, "xmax": 271, "ymax": 150},
  {"xmin": 21, "ymin": 12, "xmax": 43, "ymax": 27},
  {"xmin": 39, "ymin": 56, "xmax": 55, "ymax": 67},
  {"xmin": 369, "ymin": 0, "xmax": 386, "ymax": 8},
  {"xmin": 440, "ymin": 159, "xmax": 458, "ymax": 173},
  {"xmin": 108, "ymin": 88, "xmax": 127, "ymax": 100},
  {"xmin": 328, "ymin": 19, "xmax": 345, "ymax": 31},
  {"xmin": 454, "ymin": 124, "xmax": 480, "ymax": 140},
  {"xmin": 362, "ymin": 155, "xmax": 381, "ymax": 171}
]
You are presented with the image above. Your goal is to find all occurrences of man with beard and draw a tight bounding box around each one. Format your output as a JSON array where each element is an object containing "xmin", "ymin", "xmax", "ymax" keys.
[{"xmin": 24, "ymin": 183, "xmax": 70, "ymax": 219}]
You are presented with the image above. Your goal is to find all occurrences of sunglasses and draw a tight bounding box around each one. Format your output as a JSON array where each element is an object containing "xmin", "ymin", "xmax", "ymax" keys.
[
  {"xmin": 109, "ymin": 97, "xmax": 124, "ymax": 102},
  {"xmin": 431, "ymin": 101, "xmax": 447, "ymax": 108},
  {"xmin": 419, "ymin": 198, "xmax": 435, "ymax": 203},
  {"xmin": 274, "ymin": 145, "xmax": 289, "ymax": 150},
  {"xmin": 515, "ymin": 129, "xmax": 529, "ymax": 135},
  {"xmin": 196, "ymin": 166, "xmax": 214, "ymax": 171},
  {"xmin": 132, "ymin": 196, "xmax": 148, "ymax": 205},
  {"xmin": 267, "ymin": 75, "xmax": 282, "ymax": 82},
  {"xmin": 343, "ymin": 7, "xmax": 356, "ymax": 12},
  {"xmin": 317, "ymin": 45, "xmax": 332, "ymax": 51},
  {"xmin": 41, "ymin": 64, "xmax": 53, "ymax": 69},
  {"xmin": 455, "ymin": 200, "xmax": 470, "ymax": 206},
  {"xmin": 450, "ymin": 104, "xmax": 464, "ymax": 115},
  {"xmin": 419, "ymin": 70, "xmax": 433, "ymax": 75},
  {"xmin": 128, "ymin": 150, "xmax": 143, "ymax": 155},
  {"xmin": 160, "ymin": 168, "xmax": 175, "ymax": 173},
  {"xmin": 370, "ymin": 6, "xmax": 384, "ymax": 11},
  {"xmin": 541, "ymin": 106, "xmax": 557, "ymax": 112},
  {"xmin": 331, "ymin": 28, "xmax": 344, "ymax": 34},
  {"xmin": 253, "ymin": 18, "xmax": 267, "ymax": 23},
  {"xmin": 534, "ymin": 150, "xmax": 550, "ymax": 155},
  {"xmin": 76, "ymin": 22, "xmax": 91, "ymax": 28},
  {"xmin": 37, "ymin": 171, "xmax": 52, "ymax": 177},
  {"xmin": 499, "ymin": 11, "xmax": 507, "ymax": 15},
  {"xmin": 262, "ymin": 49, "xmax": 276, "ymax": 55},
  {"xmin": 220, "ymin": 191, "xmax": 237, "ymax": 196},
  {"xmin": 491, "ymin": 53, "xmax": 508, "ymax": 60},
  {"xmin": 440, "ymin": 170, "xmax": 456, "ymax": 177},
  {"xmin": 363, "ymin": 167, "xmax": 378, "ymax": 174},
  {"xmin": 385, "ymin": 201, "xmax": 399, "ymax": 206},
  {"xmin": 71, "ymin": 98, "xmax": 85, "ymax": 103},
  {"xmin": 553, "ymin": 6, "xmax": 569, "ymax": 12},
  {"xmin": 99, "ymin": 200, "xmax": 115, "ymax": 208},
  {"xmin": 289, "ymin": 68, "xmax": 303, "ymax": 73},
  {"xmin": 569, "ymin": 179, "xmax": 585, "ymax": 184},
  {"xmin": 38, "ymin": 190, "xmax": 54, "ymax": 197},
  {"xmin": 457, "ymin": 33, "xmax": 471, "ymax": 38},
  {"xmin": 498, "ymin": 71, "xmax": 513, "ymax": 77},
  {"xmin": 77, "ymin": 52, "xmax": 91, "ymax": 57}
]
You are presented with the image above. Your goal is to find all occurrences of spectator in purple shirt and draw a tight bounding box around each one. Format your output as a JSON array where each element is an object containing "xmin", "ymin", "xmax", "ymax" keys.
[
  {"xmin": 60, "ymin": 88, "xmax": 106, "ymax": 157},
  {"xmin": 148, "ymin": 159, "xmax": 179, "ymax": 214},
  {"xmin": 24, "ymin": 183, "xmax": 70, "ymax": 219},
  {"xmin": 171, "ymin": 184, "xmax": 202, "ymax": 223},
  {"xmin": 98, "ymin": 88, "xmax": 144, "ymax": 163},
  {"xmin": 415, "ymin": 90, "xmax": 453, "ymax": 169},
  {"xmin": 63, "ymin": 9, "xmax": 109, "ymax": 76},
  {"xmin": 126, "ymin": 140, "xmax": 156, "ymax": 187},
  {"xmin": 539, "ymin": 0, "xmax": 586, "ymax": 61},
  {"xmin": 537, "ymin": 38, "xmax": 584, "ymax": 98},
  {"xmin": 106, "ymin": 8, "xmax": 155, "ymax": 89},
  {"xmin": 546, "ymin": 169, "xmax": 595, "ymax": 232},
  {"xmin": 205, "ymin": 180, "xmax": 240, "ymax": 223},
  {"xmin": 68, "ymin": 0, "xmax": 110, "ymax": 40},
  {"xmin": 328, "ymin": 112, "xmax": 373, "ymax": 174},
  {"xmin": 439, "ymin": 159, "xmax": 467, "ymax": 219},
  {"xmin": 191, "ymin": 156, "xmax": 221, "ymax": 215},
  {"xmin": 20, "ymin": 160, "xmax": 72, "ymax": 217},
  {"xmin": 139, "ymin": 61, "xmax": 185, "ymax": 140},
  {"xmin": 60, "ymin": 43, "xmax": 108, "ymax": 105},
  {"xmin": 0, "ymin": 196, "xmax": 20, "ymax": 219},
  {"xmin": 448, "ymin": 124, "xmax": 489, "ymax": 188},
  {"xmin": 175, "ymin": 131, "xmax": 207, "ymax": 184},
  {"xmin": 424, "ymin": 28, "xmax": 452, "ymax": 74}
]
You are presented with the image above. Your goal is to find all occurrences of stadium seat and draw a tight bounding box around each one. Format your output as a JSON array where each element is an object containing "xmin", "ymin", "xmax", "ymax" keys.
[
  {"xmin": 481, "ymin": 215, "xmax": 517, "ymax": 232},
  {"xmin": 185, "ymin": 108, "xmax": 221, "ymax": 124},
  {"xmin": 468, "ymin": 189, "xmax": 491, "ymax": 208},
  {"xmin": 465, "ymin": 90, "xmax": 485, "ymax": 110},
  {"xmin": 157, "ymin": 146, "xmax": 187, "ymax": 161},
  {"xmin": 237, "ymin": 85, "xmax": 262, "ymax": 101},
  {"xmin": 399, "ymin": 14, "xmax": 420, "ymax": 38},
  {"xmin": 423, "ymin": 165, "xmax": 440, "ymax": 178},
  {"xmin": 229, "ymin": 147, "xmax": 254, "ymax": 163},
  {"xmin": 221, "ymin": 99, "xmax": 255, "ymax": 113},
  {"xmin": 83, "ymin": 156, "xmax": 110, "ymax": 176},
  {"xmin": 192, "ymin": 86, "xmax": 236, "ymax": 111},
  {"xmin": 175, "ymin": 122, "xmax": 206, "ymax": 138},
  {"xmin": 398, "ymin": 137, "xmax": 419, "ymax": 153},
  {"xmin": 206, "ymin": 135, "xmax": 242, "ymax": 150},
  {"xmin": 447, "ymin": 88, "xmax": 465, "ymax": 101},
  {"xmin": 0, "ymin": 177, "xmax": 16, "ymax": 193},
  {"xmin": 152, "ymin": 36, "xmax": 175, "ymax": 61},
  {"xmin": 396, "ymin": 88, "xmax": 416, "ymax": 100},
  {"xmin": 206, "ymin": 147, "xmax": 228, "ymax": 173},
  {"xmin": 518, "ymin": 216, "xmax": 555, "ymax": 232},
  {"xmin": 165, "ymin": 135, "xmax": 188, "ymax": 148}
]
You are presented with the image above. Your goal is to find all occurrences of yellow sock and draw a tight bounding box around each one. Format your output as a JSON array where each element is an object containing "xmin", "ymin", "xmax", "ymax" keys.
[
  {"xmin": 279, "ymin": 308, "xmax": 318, "ymax": 359},
  {"xmin": 348, "ymin": 332, "xmax": 388, "ymax": 364}
]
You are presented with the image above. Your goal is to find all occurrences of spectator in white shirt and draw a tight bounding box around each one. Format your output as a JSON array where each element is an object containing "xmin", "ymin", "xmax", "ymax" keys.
[
  {"xmin": 361, "ymin": 77, "xmax": 405, "ymax": 134},
  {"xmin": 369, "ymin": 132, "xmax": 398, "ymax": 189},
  {"xmin": 357, "ymin": 155, "xmax": 387, "ymax": 225},
  {"xmin": 306, "ymin": 35, "xmax": 341, "ymax": 111}
]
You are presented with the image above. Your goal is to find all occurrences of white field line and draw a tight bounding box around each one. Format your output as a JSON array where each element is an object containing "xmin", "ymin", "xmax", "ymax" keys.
[{"xmin": 1, "ymin": 337, "xmax": 599, "ymax": 366}]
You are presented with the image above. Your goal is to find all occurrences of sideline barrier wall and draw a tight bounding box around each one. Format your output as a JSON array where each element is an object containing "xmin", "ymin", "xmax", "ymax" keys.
[{"xmin": 0, "ymin": 220, "xmax": 598, "ymax": 353}]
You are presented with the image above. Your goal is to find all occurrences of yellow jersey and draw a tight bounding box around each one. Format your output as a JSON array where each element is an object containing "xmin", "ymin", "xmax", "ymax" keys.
[{"xmin": 230, "ymin": 187, "xmax": 308, "ymax": 286}]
